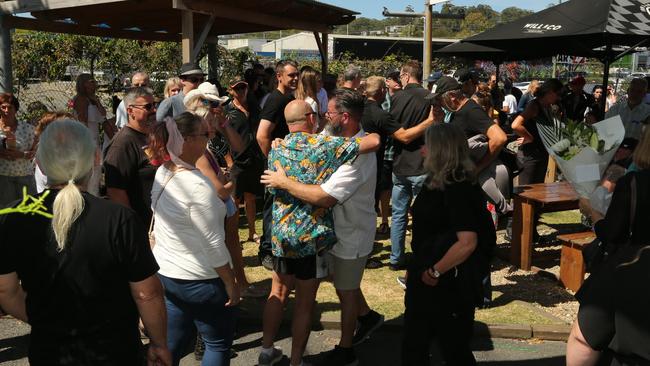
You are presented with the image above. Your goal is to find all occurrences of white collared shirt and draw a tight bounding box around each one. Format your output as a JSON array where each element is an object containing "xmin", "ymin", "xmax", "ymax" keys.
[
  {"xmin": 321, "ymin": 130, "xmax": 377, "ymax": 259},
  {"xmin": 605, "ymin": 99, "xmax": 650, "ymax": 140}
]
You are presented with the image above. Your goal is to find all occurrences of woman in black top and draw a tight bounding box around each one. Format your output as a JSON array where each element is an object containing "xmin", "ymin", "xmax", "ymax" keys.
[
  {"xmin": 511, "ymin": 78, "xmax": 563, "ymax": 185},
  {"xmin": 401, "ymin": 123, "xmax": 496, "ymax": 366},
  {"xmin": 0, "ymin": 119, "xmax": 170, "ymax": 366},
  {"xmin": 569, "ymin": 126, "xmax": 650, "ymax": 365}
]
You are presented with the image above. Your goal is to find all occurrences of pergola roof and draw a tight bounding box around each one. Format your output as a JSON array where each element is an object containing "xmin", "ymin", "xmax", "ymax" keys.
[{"xmin": 0, "ymin": 0, "xmax": 358, "ymax": 41}]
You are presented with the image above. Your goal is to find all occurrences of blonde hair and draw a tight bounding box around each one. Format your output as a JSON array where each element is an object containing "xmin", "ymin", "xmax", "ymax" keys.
[
  {"xmin": 527, "ymin": 80, "xmax": 540, "ymax": 95},
  {"xmin": 633, "ymin": 126, "xmax": 650, "ymax": 169},
  {"xmin": 164, "ymin": 77, "xmax": 183, "ymax": 98},
  {"xmin": 184, "ymin": 95, "xmax": 211, "ymax": 120},
  {"xmin": 295, "ymin": 66, "xmax": 319, "ymax": 110},
  {"xmin": 364, "ymin": 76, "xmax": 385, "ymax": 99},
  {"xmin": 36, "ymin": 119, "xmax": 96, "ymax": 251},
  {"xmin": 423, "ymin": 123, "xmax": 475, "ymax": 189}
]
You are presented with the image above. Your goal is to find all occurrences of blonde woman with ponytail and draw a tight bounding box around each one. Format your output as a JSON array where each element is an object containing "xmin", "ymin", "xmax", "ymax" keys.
[{"xmin": 0, "ymin": 119, "xmax": 171, "ymax": 366}]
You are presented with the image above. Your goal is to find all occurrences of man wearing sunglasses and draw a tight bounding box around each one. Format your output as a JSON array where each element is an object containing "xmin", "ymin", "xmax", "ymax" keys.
[
  {"xmin": 115, "ymin": 72, "xmax": 150, "ymax": 129},
  {"xmin": 156, "ymin": 62, "xmax": 206, "ymax": 121},
  {"xmin": 104, "ymin": 87, "xmax": 158, "ymax": 225}
]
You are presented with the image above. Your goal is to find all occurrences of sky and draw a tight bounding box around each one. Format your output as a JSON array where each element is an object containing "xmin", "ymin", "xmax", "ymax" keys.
[{"xmin": 320, "ymin": 0, "xmax": 549, "ymax": 19}]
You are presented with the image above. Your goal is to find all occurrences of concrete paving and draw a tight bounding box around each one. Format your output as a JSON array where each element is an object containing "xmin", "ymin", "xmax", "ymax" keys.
[{"xmin": 0, "ymin": 317, "xmax": 566, "ymax": 366}]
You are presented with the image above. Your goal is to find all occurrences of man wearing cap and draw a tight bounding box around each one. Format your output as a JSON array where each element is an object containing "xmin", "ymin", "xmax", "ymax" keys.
[
  {"xmin": 156, "ymin": 62, "xmax": 206, "ymax": 120},
  {"xmin": 425, "ymin": 72, "xmax": 443, "ymax": 92},
  {"xmin": 388, "ymin": 60, "xmax": 432, "ymax": 271},
  {"xmin": 455, "ymin": 68, "xmax": 479, "ymax": 98},
  {"xmin": 430, "ymin": 76, "xmax": 510, "ymax": 216},
  {"xmin": 562, "ymin": 75, "xmax": 594, "ymax": 122},
  {"xmin": 115, "ymin": 72, "xmax": 150, "ymax": 129},
  {"xmin": 605, "ymin": 78, "xmax": 650, "ymax": 140}
]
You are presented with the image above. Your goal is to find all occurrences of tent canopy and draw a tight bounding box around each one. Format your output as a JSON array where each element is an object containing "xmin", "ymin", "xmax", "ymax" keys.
[
  {"xmin": 0, "ymin": 0, "xmax": 357, "ymax": 42},
  {"xmin": 433, "ymin": 41, "xmax": 507, "ymax": 62},
  {"xmin": 462, "ymin": 0, "xmax": 650, "ymax": 60}
]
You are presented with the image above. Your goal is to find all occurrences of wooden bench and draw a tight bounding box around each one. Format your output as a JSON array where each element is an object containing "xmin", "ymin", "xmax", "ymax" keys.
[{"xmin": 558, "ymin": 232, "xmax": 596, "ymax": 292}]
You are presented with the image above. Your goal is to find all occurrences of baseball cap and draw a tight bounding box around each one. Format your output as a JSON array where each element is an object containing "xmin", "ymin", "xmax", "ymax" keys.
[
  {"xmin": 570, "ymin": 75, "xmax": 586, "ymax": 86},
  {"xmin": 426, "ymin": 76, "xmax": 461, "ymax": 99},
  {"xmin": 179, "ymin": 62, "xmax": 205, "ymax": 77},
  {"xmin": 620, "ymin": 137, "xmax": 638, "ymax": 150},
  {"xmin": 454, "ymin": 68, "xmax": 479, "ymax": 83},
  {"xmin": 386, "ymin": 70, "xmax": 401, "ymax": 82},
  {"xmin": 427, "ymin": 71, "xmax": 443, "ymax": 83},
  {"xmin": 228, "ymin": 76, "xmax": 248, "ymax": 89}
]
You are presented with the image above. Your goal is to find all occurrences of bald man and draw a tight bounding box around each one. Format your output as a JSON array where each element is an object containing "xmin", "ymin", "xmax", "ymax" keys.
[
  {"xmin": 258, "ymin": 98, "xmax": 380, "ymax": 366},
  {"xmin": 115, "ymin": 72, "xmax": 150, "ymax": 129}
]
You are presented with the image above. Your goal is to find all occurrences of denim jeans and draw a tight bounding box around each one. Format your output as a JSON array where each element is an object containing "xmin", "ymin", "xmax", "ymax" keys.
[
  {"xmin": 390, "ymin": 173, "xmax": 428, "ymax": 265},
  {"xmin": 158, "ymin": 275, "xmax": 236, "ymax": 366}
]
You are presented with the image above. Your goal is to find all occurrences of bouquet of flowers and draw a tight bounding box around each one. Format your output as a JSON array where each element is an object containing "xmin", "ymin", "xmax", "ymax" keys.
[{"xmin": 536, "ymin": 115, "xmax": 625, "ymax": 197}]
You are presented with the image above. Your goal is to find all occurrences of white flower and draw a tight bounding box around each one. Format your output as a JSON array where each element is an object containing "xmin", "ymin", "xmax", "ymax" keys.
[{"xmin": 550, "ymin": 138, "xmax": 571, "ymax": 153}]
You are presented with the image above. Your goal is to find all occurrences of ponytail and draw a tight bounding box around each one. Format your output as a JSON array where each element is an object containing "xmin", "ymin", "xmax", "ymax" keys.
[{"xmin": 51, "ymin": 179, "xmax": 85, "ymax": 251}]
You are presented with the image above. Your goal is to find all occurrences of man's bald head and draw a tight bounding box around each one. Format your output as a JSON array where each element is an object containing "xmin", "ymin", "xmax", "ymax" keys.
[
  {"xmin": 132, "ymin": 72, "xmax": 150, "ymax": 87},
  {"xmin": 285, "ymin": 99, "xmax": 316, "ymax": 132}
]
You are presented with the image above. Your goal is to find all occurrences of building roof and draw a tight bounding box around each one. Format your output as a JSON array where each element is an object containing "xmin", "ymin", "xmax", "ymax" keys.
[{"xmin": 0, "ymin": 0, "xmax": 358, "ymax": 41}]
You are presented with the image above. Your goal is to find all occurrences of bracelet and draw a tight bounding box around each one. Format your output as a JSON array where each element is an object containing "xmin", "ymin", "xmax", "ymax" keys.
[{"xmin": 425, "ymin": 268, "xmax": 437, "ymax": 279}]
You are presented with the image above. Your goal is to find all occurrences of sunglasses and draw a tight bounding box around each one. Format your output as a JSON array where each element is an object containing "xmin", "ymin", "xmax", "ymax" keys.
[
  {"xmin": 130, "ymin": 103, "xmax": 156, "ymax": 111},
  {"xmin": 201, "ymin": 99, "xmax": 223, "ymax": 108}
]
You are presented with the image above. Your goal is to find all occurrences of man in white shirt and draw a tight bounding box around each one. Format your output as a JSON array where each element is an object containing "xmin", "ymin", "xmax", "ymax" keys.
[
  {"xmin": 261, "ymin": 88, "xmax": 384, "ymax": 366},
  {"xmin": 115, "ymin": 72, "xmax": 150, "ymax": 129},
  {"xmin": 605, "ymin": 78, "xmax": 650, "ymax": 140}
]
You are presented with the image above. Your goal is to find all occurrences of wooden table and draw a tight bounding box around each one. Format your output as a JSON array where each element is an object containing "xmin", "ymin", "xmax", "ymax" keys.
[{"xmin": 511, "ymin": 181, "xmax": 579, "ymax": 270}]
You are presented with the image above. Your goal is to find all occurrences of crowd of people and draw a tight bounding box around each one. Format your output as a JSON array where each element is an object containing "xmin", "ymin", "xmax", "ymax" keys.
[{"xmin": 0, "ymin": 57, "xmax": 648, "ymax": 366}]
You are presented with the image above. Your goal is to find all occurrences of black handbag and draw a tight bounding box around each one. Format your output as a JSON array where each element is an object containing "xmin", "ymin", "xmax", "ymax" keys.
[{"xmin": 582, "ymin": 174, "xmax": 637, "ymax": 273}]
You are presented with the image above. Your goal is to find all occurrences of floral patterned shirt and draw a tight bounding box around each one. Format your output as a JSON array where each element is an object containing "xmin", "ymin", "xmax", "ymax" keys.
[
  {"xmin": 0, "ymin": 121, "xmax": 35, "ymax": 177},
  {"xmin": 269, "ymin": 132, "xmax": 360, "ymax": 258}
]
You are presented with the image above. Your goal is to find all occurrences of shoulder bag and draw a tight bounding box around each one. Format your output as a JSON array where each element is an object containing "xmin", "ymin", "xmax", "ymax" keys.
[{"xmin": 148, "ymin": 169, "xmax": 179, "ymax": 248}]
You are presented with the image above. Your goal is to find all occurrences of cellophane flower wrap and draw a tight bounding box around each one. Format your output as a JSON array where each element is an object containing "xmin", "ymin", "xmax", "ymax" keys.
[{"xmin": 536, "ymin": 115, "xmax": 625, "ymax": 197}]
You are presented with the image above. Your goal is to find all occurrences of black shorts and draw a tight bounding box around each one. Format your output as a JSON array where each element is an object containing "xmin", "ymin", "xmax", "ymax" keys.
[
  {"xmin": 272, "ymin": 255, "xmax": 318, "ymax": 280},
  {"xmin": 376, "ymin": 160, "xmax": 394, "ymax": 195},
  {"xmin": 232, "ymin": 155, "xmax": 264, "ymax": 198}
]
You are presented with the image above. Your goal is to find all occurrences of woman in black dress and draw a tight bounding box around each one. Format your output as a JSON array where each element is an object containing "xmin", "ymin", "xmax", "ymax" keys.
[
  {"xmin": 402, "ymin": 123, "xmax": 496, "ymax": 366},
  {"xmin": 511, "ymin": 78, "xmax": 563, "ymax": 185}
]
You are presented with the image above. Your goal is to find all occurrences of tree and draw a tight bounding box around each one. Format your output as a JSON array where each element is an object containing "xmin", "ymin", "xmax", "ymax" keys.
[{"xmin": 500, "ymin": 7, "xmax": 534, "ymax": 23}]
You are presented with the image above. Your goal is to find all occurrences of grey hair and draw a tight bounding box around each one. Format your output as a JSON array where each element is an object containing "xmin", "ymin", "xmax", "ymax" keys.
[
  {"xmin": 344, "ymin": 65, "xmax": 362, "ymax": 82},
  {"xmin": 124, "ymin": 86, "xmax": 154, "ymax": 107},
  {"xmin": 36, "ymin": 119, "xmax": 96, "ymax": 251},
  {"xmin": 423, "ymin": 123, "xmax": 475, "ymax": 190}
]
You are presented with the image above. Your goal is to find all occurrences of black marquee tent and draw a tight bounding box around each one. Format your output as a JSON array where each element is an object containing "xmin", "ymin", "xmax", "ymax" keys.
[{"xmin": 461, "ymin": 0, "xmax": 650, "ymax": 89}]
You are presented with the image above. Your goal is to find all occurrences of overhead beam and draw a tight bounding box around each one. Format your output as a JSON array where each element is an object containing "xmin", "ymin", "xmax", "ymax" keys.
[
  {"xmin": 4, "ymin": 16, "xmax": 180, "ymax": 42},
  {"xmin": 0, "ymin": 0, "xmax": 128, "ymax": 15},
  {"xmin": 174, "ymin": 0, "xmax": 329, "ymax": 33},
  {"xmin": 192, "ymin": 13, "xmax": 215, "ymax": 62}
]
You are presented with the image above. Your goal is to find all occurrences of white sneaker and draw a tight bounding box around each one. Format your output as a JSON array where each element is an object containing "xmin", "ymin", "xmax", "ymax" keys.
[{"xmin": 258, "ymin": 346, "xmax": 283, "ymax": 366}]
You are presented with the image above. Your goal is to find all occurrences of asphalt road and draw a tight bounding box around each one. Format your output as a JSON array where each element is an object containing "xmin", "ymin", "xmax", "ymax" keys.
[{"xmin": 0, "ymin": 317, "xmax": 565, "ymax": 366}]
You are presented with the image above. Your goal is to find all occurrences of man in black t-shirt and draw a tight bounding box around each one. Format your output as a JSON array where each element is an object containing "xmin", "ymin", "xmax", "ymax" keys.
[
  {"xmin": 431, "ymin": 76, "xmax": 511, "ymax": 215},
  {"xmin": 387, "ymin": 61, "xmax": 434, "ymax": 270},
  {"xmin": 256, "ymin": 60, "xmax": 299, "ymax": 269},
  {"xmin": 104, "ymin": 87, "xmax": 157, "ymax": 224}
]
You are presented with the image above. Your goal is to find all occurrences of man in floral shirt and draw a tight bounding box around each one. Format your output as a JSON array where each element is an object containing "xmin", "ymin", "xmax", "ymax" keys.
[{"xmin": 257, "ymin": 97, "xmax": 379, "ymax": 366}]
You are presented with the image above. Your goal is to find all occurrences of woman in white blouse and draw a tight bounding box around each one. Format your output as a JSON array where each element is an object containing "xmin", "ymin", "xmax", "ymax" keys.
[{"xmin": 149, "ymin": 112, "xmax": 239, "ymax": 366}]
